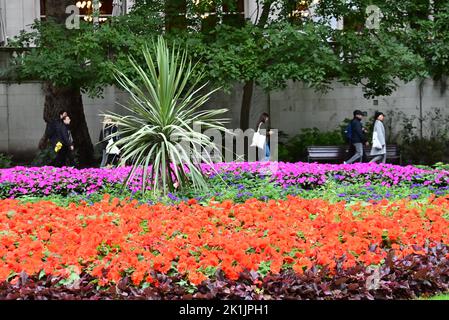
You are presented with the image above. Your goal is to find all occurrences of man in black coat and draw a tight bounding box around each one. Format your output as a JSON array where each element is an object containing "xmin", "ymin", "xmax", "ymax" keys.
[
  {"xmin": 45, "ymin": 110, "xmax": 67, "ymax": 150},
  {"xmin": 53, "ymin": 115, "xmax": 74, "ymax": 167},
  {"xmin": 344, "ymin": 110, "xmax": 369, "ymax": 164}
]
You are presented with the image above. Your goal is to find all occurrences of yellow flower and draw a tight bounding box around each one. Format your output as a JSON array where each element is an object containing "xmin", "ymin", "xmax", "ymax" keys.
[{"xmin": 55, "ymin": 142, "xmax": 63, "ymax": 153}]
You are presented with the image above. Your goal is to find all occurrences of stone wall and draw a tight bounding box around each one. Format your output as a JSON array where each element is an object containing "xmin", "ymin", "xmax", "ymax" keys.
[
  {"xmin": 0, "ymin": 82, "xmax": 125, "ymax": 160},
  {"xmin": 205, "ymin": 78, "xmax": 449, "ymax": 139},
  {"xmin": 1, "ymin": 78, "xmax": 448, "ymax": 160},
  {"xmin": 0, "ymin": 0, "xmax": 40, "ymax": 45}
]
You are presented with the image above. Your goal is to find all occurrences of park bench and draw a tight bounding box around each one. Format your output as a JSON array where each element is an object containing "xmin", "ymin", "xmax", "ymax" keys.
[
  {"xmin": 307, "ymin": 144, "xmax": 401, "ymax": 164},
  {"xmin": 363, "ymin": 144, "xmax": 401, "ymax": 165},
  {"xmin": 307, "ymin": 146, "xmax": 347, "ymax": 163}
]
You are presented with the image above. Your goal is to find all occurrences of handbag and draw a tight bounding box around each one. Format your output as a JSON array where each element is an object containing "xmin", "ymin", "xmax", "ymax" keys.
[
  {"xmin": 106, "ymin": 138, "xmax": 120, "ymax": 155},
  {"xmin": 251, "ymin": 124, "xmax": 266, "ymax": 150},
  {"xmin": 372, "ymin": 131, "xmax": 382, "ymax": 150}
]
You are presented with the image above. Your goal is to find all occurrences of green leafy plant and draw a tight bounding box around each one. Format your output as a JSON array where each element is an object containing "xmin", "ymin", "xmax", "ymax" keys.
[
  {"xmin": 279, "ymin": 128, "xmax": 345, "ymax": 162},
  {"xmin": 398, "ymin": 108, "xmax": 449, "ymax": 165},
  {"xmin": 432, "ymin": 162, "xmax": 449, "ymax": 171},
  {"xmin": 108, "ymin": 36, "xmax": 229, "ymax": 195},
  {"xmin": 30, "ymin": 147, "xmax": 56, "ymax": 167},
  {"xmin": 0, "ymin": 153, "xmax": 13, "ymax": 168}
]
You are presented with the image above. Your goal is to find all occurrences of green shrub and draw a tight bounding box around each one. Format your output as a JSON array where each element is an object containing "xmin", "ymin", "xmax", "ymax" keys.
[
  {"xmin": 398, "ymin": 108, "xmax": 449, "ymax": 165},
  {"xmin": 401, "ymin": 138, "xmax": 449, "ymax": 166},
  {"xmin": 432, "ymin": 162, "xmax": 449, "ymax": 170},
  {"xmin": 31, "ymin": 147, "xmax": 56, "ymax": 167},
  {"xmin": 0, "ymin": 153, "xmax": 13, "ymax": 168},
  {"xmin": 279, "ymin": 128, "xmax": 345, "ymax": 162}
]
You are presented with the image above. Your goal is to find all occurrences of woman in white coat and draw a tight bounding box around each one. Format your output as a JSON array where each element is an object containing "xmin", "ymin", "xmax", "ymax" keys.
[{"xmin": 370, "ymin": 111, "xmax": 386, "ymax": 163}]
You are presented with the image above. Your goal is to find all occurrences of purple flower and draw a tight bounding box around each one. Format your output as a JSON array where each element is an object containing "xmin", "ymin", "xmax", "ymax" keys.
[
  {"xmin": 167, "ymin": 193, "xmax": 178, "ymax": 201},
  {"xmin": 1, "ymin": 162, "xmax": 447, "ymax": 199}
]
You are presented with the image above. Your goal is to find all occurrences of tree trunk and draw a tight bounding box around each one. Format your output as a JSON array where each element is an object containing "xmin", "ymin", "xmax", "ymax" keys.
[
  {"xmin": 239, "ymin": 1, "xmax": 273, "ymax": 131},
  {"xmin": 39, "ymin": 0, "xmax": 95, "ymax": 167},
  {"xmin": 43, "ymin": 83, "xmax": 95, "ymax": 168},
  {"xmin": 240, "ymin": 80, "xmax": 254, "ymax": 131}
]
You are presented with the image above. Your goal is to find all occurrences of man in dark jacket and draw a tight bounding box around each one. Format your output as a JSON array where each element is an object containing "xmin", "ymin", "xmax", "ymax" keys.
[
  {"xmin": 344, "ymin": 110, "xmax": 369, "ymax": 164},
  {"xmin": 46, "ymin": 110, "xmax": 67, "ymax": 150},
  {"xmin": 53, "ymin": 115, "xmax": 75, "ymax": 167}
]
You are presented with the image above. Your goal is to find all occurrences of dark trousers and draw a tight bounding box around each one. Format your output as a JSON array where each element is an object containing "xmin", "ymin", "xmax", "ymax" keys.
[{"xmin": 53, "ymin": 147, "xmax": 74, "ymax": 167}]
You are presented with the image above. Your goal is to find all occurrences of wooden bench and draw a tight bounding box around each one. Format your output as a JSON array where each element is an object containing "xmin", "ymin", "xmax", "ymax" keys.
[
  {"xmin": 363, "ymin": 145, "xmax": 401, "ymax": 164},
  {"xmin": 307, "ymin": 145, "xmax": 401, "ymax": 164},
  {"xmin": 307, "ymin": 146, "xmax": 347, "ymax": 163}
]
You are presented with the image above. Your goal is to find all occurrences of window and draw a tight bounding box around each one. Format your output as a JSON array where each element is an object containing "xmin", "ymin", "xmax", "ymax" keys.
[
  {"xmin": 197, "ymin": 0, "xmax": 245, "ymax": 32},
  {"xmin": 40, "ymin": 0, "xmax": 46, "ymax": 20},
  {"xmin": 343, "ymin": 11, "xmax": 365, "ymax": 32},
  {"xmin": 284, "ymin": 0, "xmax": 318, "ymax": 25},
  {"xmin": 164, "ymin": 0, "xmax": 245, "ymax": 33},
  {"xmin": 75, "ymin": 1, "xmax": 114, "ymax": 22},
  {"xmin": 40, "ymin": 1, "xmax": 114, "ymax": 23},
  {"xmin": 165, "ymin": 0, "xmax": 187, "ymax": 32},
  {"xmin": 407, "ymin": 0, "xmax": 431, "ymax": 29},
  {"xmin": 222, "ymin": 0, "xmax": 245, "ymax": 27}
]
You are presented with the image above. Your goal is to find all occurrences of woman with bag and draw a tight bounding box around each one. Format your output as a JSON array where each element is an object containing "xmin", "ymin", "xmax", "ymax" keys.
[
  {"xmin": 251, "ymin": 112, "xmax": 272, "ymax": 161},
  {"xmin": 370, "ymin": 111, "xmax": 387, "ymax": 163},
  {"xmin": 99, "ymin": 116, "xmax": 120, "ymax": 167}
]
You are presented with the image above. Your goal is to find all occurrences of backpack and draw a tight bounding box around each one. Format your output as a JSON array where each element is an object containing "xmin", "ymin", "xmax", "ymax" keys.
[{"xmin": 344, "ymin": 122, "xmax": 352, "ymax": 142}]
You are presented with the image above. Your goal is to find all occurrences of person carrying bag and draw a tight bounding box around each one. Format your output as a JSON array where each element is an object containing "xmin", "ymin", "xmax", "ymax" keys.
[
  {"xmin": 251, "ymin": 112, "xmax": 272, "ymax": 161},
  {"xmin": 100, "ymin": 116, "xmax": 120, "ymax": 167},
  {"xmin": 251, "ymin": 122, "xmax": 266, "ymax": 150},
  {"xmin": 370, "ymin": 111, "xmax": 387, "ymax": 163}
]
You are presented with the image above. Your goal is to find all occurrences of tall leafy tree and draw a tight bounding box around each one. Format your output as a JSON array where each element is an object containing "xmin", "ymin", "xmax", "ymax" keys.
[
  {"xmin": 142, "ymin": 0, "xmax": 428, "ymax": 130},
  {"xmin": 26, "ymin": 0, "xmax": 94, "ymax": 166},
  {"xmin": 7, "ymin": 1, "xmax": 162, "ymax": 167},
  {"xmin": 181, "ymin": 21, "xmax": 342, "ymax": 130},
  {"xmin": 6, "ymin": 0, "xmax": 447, "ymax": 164}
]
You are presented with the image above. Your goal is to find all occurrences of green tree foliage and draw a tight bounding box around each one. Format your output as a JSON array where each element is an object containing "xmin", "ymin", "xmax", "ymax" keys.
[
  {"xmin": 152, "ymin": 0, "xmax": 434, "ymax": 130},
  {"xmin": 8, "ymin": 9, "xmax": 163, "ymax": 97},
  {"xmin": 3, "ymin": 4, "xmax": 163, "ymax": 166},
  {"xmin": 181, "ymin": 22, "xmax": 341, "ymax": 92}
]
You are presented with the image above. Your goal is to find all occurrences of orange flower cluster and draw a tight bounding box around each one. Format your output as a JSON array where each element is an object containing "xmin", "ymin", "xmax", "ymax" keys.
[{"xmin": 1, "ymin": 195, "xmax": 449, "ymax": 286}]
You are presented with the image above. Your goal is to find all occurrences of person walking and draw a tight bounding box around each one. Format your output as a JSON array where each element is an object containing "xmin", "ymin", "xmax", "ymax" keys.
[
  {"xmin": 344, "ymin": 110, "xmax": 369, "ymax": 164},
  {"xmin": 254, "ymin": 112, "xmax": 273, "ymax": 161},
  {"xmin": 43, "ymin": 110, "xmax": 66, "ymax": 150},
  {"xmin": 99, "ymin": 116, "xmax": 120, "ymax": 167},
  {"xmin": 54, "ymin": 115, "xmax": 74, "ymax": 167},
  {"xmin": 370, "ymin": 111, "xmax": 387, "ymax": 163},
  {"xmin": 45, "ymin": 110, "xmax": 68, "ymax": 166}
]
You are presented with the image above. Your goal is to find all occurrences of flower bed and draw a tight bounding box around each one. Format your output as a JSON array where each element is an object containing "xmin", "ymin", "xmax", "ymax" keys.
[
  {"xmin": 3, "ymin": 247, "xmax": 449, "ymax": 299},
  {"xmin": 1, "ymin": 162, "xmax": 448, "ymax": 199},
  {"xmin": 1, "ymin": 195, "xmax": 449, "ymax": 298}
]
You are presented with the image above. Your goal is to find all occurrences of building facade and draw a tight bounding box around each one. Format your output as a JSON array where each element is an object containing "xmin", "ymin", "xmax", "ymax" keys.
[{"xmin": 0, "ymin": 0, "xmax": 137, "ymax": 45}]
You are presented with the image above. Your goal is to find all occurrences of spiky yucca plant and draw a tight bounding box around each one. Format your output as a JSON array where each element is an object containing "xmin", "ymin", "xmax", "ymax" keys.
[{"xmin": 107, "ymin": 37, "xmax": 229, "ymax": 195}]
